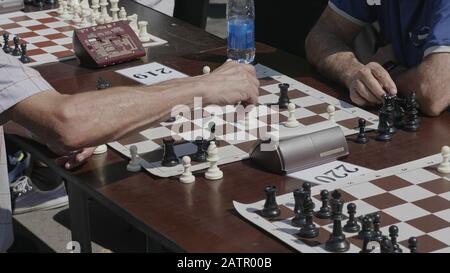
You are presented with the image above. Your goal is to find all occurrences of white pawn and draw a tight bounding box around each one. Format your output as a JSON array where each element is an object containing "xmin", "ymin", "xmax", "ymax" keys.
[
  {"xmin": 205, "ymin": 141, "xmax": 223, "ymax": 181},
  {"xmin": 127, "ymin": 145, "xmax": 142, "ymax": 172},
  {"xmin": 438, "ymin": 146, "xmax": 450, "ymax": 174},
  {"xmin": 72, "ymin": 12, "xmax": 82, "ymax": 27},
  {"xmin": 179, "ymin": 156, "xmax": 196, "ymax": 184},
  {"xmin": 284, "ymin": 103, "xmax": 300, "ymax": 128},
  {"xmin": 57, "ymin": 0, "xmax": 65, "ymax": 15},
  {"xmin": 93, "ymin": 144, "xmax": 108, "ymax": 155},
  {"xmin": 61, "ymin": 2, "xmax": 73, "ymax": 20},
  {"xmin": 327, "ymin": 105, "xmax": 336, "ymax": 122},
  {"xmin": 110, "ymin": 0, "xmax": 120, "ymax": 21},
  {"xmin": 119, "ymin": 7, "xmax": 127, "ymax": 21},
  {"xmin": 91, "ymin": 0, "xmax": 100, "ymax": 19},
  {"xmin": 79, "ymin": 9, "xmax": 91, "ymax": 28},
  {"xmin": 202, "ymin": 66, "xmax": 211, "ymax": 75},
  {"xmin": 138, "ymin": 21, "xmax": 151, "ymax": 42},
  {"xmin": 128, "ymin": 14, "xmax": 139, "ymax": 33}
]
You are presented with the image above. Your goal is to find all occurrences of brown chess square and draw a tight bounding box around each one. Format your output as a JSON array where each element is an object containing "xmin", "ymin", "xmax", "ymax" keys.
[
  {"xmin": 305, "ymin": 103, "xmax": 339, "ymax": 114},
  {"xmin": 412, "ymin": 196, "xmax": 450, "ymax": 213},
  {"xmin": 407, "ymin": 214, "xmax": 450, "ymax": 233},
  {"xmin": 27, "ymin": 48, "xmax": 47, "ymax": 56},
  {"xmin": 28, "ymin": 24, "xmax": 50, "ymax": 31},
  {"xmin": 34, "ymin": 41, "xmax": 57, "ymax": 48},
  {"xmin": 259, "ymin": 77, "xmax": 280, "ymax": 86},
  {"xmin": 45, "ymin": 33, "xmax": 67, "ymax": 40},
  {"xmin": 55, "ymin": 26, "xmax": 75, "ymax": 32},
  {"xmin": 0, "ymin": 23, "xmax": 21, "ymax": 29},
  {"xmin": 9, "ymin": 16, "xmax": 33, "ymax": 22},
  {"xmin": 297, "ymin": 227, "xmax": 331, "ymax": 248},
  {"xmin": 400, "ymin": 235, "xmax": 447, "ymax": 253},
  {"xmin": 362, "ymin": 192, "xmax": 406, "ymax": 210},
  {"xmin": 297, "ymin": 115, "xmax": 328, "ymax": 126},
  {"xmin": 19, "ymin": 32, "xmax": 40, "ymax": 39},
  {"xmin": 419, "ymin": 178, "xmax": 450, "ymax": 194},
  {"xmin": 52, "ymin": 50, "xmax": 74, "ymax": 58},
  {"xmin": 37, "ymin": 17, "xmax": 59, "ymax": 24},
  {"xmin": 371, "ymin": 176, "xmax": 412, "ymax": 191},
  {"xmin": 234, "ymin": 140, "xmax": 258, "ymax": 153}
]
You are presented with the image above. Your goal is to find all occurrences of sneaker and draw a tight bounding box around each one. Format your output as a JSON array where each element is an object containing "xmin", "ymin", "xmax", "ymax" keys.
[
  {"xmin": 10, "ymin": 176, "xmax": 69, "ymax": 215},
  {"xmin": 8, "ymin": 151, "xmax": 31, "ymax": 183}
]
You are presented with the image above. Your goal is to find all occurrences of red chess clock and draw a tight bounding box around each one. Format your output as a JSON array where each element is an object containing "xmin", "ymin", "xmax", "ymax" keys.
[{"xmin": 73, "ymin": 21, "xmax": 146, "ymax": 68}]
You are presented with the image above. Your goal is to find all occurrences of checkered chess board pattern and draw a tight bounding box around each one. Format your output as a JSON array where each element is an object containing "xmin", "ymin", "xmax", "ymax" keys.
[
  {"xmin": 234, "ymin": 153, "xmax": 450, "ymax": 253},
  {"xmin": 0, "ymin": 9, "xmax": 167, "ymax": 67},
  {"xmin": 108, "ymin": 65, "xmax": 380, "ymax": 178}
]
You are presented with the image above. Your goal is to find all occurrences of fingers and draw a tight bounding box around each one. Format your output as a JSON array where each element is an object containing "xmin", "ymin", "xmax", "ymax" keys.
[
  {"xmin": 370, "ymin": 63, "xmax": 397, "ymax": 95},
  {"xmin": 357, "ymin": 67, "xmax": 386, "ymax": 102},
  {"xmin": 353, "ymin": 80, "xmax": 381, "ymax": 104}
]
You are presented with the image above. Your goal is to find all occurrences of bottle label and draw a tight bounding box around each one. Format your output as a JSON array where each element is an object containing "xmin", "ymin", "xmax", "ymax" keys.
[{"xmin": 227, "ymin": 18, "xmax": 255, "ymax": 50}]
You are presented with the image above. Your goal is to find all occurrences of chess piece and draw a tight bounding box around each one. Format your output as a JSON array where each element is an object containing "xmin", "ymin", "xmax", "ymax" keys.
[
  {"xmin": 438, "ymin": 146, "xmax": 450, "ymax": 174},
  {"xmin": 19, "ymin": 44, "xmax": 31, "ymax": 64},
  {"xmin": 408, "ymin": 237, "xmax": 418, "ymax": 253},
  {"xmin": 302, "ymin": 182, "xmax": 312, "ymax": 197},
  {"xmin": 376, "ymin": 94, "xmax": 396, "ymax": 142},
  {"xmin": 298, "ymin": 196, "xmax": 320, "ymax": 238},
  {"xmin": 179, "ymin": 156, "xmax": 195, "ymax": 184},
  {"xmin": 325, "ymin": 190, "xmax": 350, "ymax": 252},
  {"xmin": 372, "ymin": 213, "xmax": 383, "ymax": 242},
  {"xmin": 80, "ymin": 0, "xmax": 90, "ymax": 10},
  {"xmin": 93, "ymin": 144, "xmax": 108, "ymax": 155},
  {"xmin": 202, "ymin": 66, "xmax": 211, "ymax": 75},
  {"xmin": 315, "ymin": 190, "xmax": 332, "ymax": 219},
  {"xmin": 12, "ymin": 36, "xmax": 21, "ymax": 56},
  {"xmin": 99, "ymin": 0, "xmax": 112, "ymax": 23},
  {"xmin": 284, "ymin": 103, "xmax": 300, "ymax": 128},
  {"xmin": 161, "ymin": 138, "xmax": 180, "ymax": 167},
  {"xmin": 261, "ymin": 186, "xmax": 281, "ymax": 218},
  {"xmin": 126, "ymin": 145, "xmax": 142, "ymax": 172},
  {"xmin": 91, "ymin": 0, "xmax": 101, "ymax": 20},
  {"xmin": 358, "ymin": 216, "xmax": 374, "ymax": 240},
  {"xmin": 192, "ymin": 138, "xmax": 207, "ymax": 163},
  {"xmin": 380, "ymin": 236, "xmax": 395, "ymax": 253},
  {"xmin": 277, "ymin": 83, "xmax": 290, "ymax": 110},
  {"xmin": 79, "ymin": 9, "xmax": 91, "ymax": 28},
  {"xmin": 327, "ymin": 105, "xmax": 336, "ymax": 122},
  {"xmin": 138, "ymin": 21, "xmax": 151, "ymax": 42},
  {"xmin": 3, "ymin": 33, "xmax": 12, "ymax": 54},
  {"xmin": 356, "ymin": 118, "xmax": 369, "ymax": 144},
  {"xmin": 72, "ymin": 11, "xmax": 82, "ymax": 27},
  {"xmin": 61, "ymin": 1, "xmax": 73, "ymax": 20},
  {"xmin": 205, "ymin": 141, "xmax": 223, "ymax": 180},
  {"xmin": 403, "ymin": 91, "xmax": 420, "ymax": 132},
  {"xmin": 97, "ymin": 77, "xmax": 111, "ymax": 90},
  {"xmin": 128, "ymin": 14, "xmax": 139, "ymax": 34},
  {"xmin": 110, "ymin": 0, "xmax": 120, "ymax": 21},
  {"xmin": 57, "ymin": 0, "xmax": 65, "ymax": 15},
  {"xmin": 291, "ymin": 189, "xmax": 306, "ymax": 227},
  {"xmin": 343, "ymin": 203, "xmax": 361, "ymax": 233},
  {"xmin": 119, "ymin": 7, "xmax": 127, "ymax": 21},
  {"xmin": 389, "ymin": 225, "xmax": 403, "ymax": 253}
]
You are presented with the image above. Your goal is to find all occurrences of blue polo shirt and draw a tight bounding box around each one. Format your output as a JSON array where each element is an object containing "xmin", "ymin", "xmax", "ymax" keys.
[{"xmin": 329, "ymin": 0, "xmax": 450, "ymax": 68}]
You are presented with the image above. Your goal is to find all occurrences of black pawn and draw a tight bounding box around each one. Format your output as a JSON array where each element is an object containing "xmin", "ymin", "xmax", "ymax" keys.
[
  {"xmin": 389, "ymin": 225, "xmax": 403, "ymax": 253},
  {"xmin": 277, "ymin": 83, "xmax": 290, "ymax": 109},
  {"xmin": 3, "ymin": 33, "xmax": 12, "ymax": 54},
  {"xmin": 325, "ymin": 190, "xmax": 350, "ymax": 253},
  {"xmin": 161, "ymin": 138, "xmax": 180, "ymax": 167},
  {"xmin": 192, "ymin": 137, "xmax": 207, "ymax": 162},
  {"xmin": 380, "ymin": 236, "xmax": 395, "ymax": 253},
  {"xmin": 372, "ymin": 213, "xmax": 383, "ymax": 242},
  {"xmin": 12, "ymin": 36, "xmax": 21, "ymax": 56},
  {"xmin": 292, "ymin": 189, "xmax": 306, "ymax": 227},
  {"xmin": 343, "ymin": 203, "xmax": 360, "ymax": 233},
  {"xmin": 315, "ymin": 190, "xmax": 332, "ymax": 219},
  {"xmin": 96, "ymin": 77, "xmax": 111, "ymax": 90},
  {"xmin": 19, "ymin": 43, "xmax": 31, "ymax": 64},
  {"xmin": 298, "ymin": 196, "xmax": 319, "ymax": 238},
  {"xmin": 356, "ymin": 119, "xmax": 369, "ymax": 144},
  {"xmin": 302, "ymin": 182, "xmax": 312, "ymax": 197},
  {"xmin": 358, "ymin": 216, "xmax": 374, "ymax": 240},
  {"xmin": 261, "ymin": 186, "xmax": 281, "ymax": 219},
  {"xmin": 408, "ymin": 237, "xmax": 418, "ymax": 253},
  {"xmin": 403, "ymin": 91, "xmax": 420, "ymax": 132}
]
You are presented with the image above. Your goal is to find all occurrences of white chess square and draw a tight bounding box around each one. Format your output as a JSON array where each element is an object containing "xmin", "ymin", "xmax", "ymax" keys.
[
  {"xmin": 27, "ymin": 54, "xmax": 53, "ymax": 63},
  {"xmin": 390, "ymin": 185, "xmax": 435, "ymax": 202},
  {"xmin": 27, "ymin": 11, "xmax": 54, "ymax": 20},
  {"xmin": 51, "ymin": 37, "xmax": 72, "ymax": 45},
  {"xmin": 341, "ymin": 183, "xmax": 386, "ymax": 200},
  {"xmin": 6, "ymin": 27, "xmax": 30, "ymax": 34},
  {"xmin": 319, "ymin": 109, "xmax": 355, "ymax": 121},
  {"xmin": 272, "ymin": 220, "xmax": 299, "ymax": 235},
  {"xmin": 17, "ymin": 20, "xmax": 41, "ymax": 27},
  {"xmin": 379, "ymin": 222, "xmax": 425, "ymax": 242},
  {"xmin": 291, "ymin": 96, "xmax": 323, "ymax": 108},
  {"xmin": 25, "ymin": 35, "xmax": 49, "ymax": 43},
  {"xmin": 261, "ymin": 83, "xmax": 293, "ymax": 94},
  {"xmin": 140, "ymin": 127, "xmax": 172, "ymax": 140},
  {"xmin": 440, "ymin": 192, "xmax": 450, "ymax": 201},
  {"xmin": 177, "ymin": 129, "xmax": 210, "ymax": 142},
  {"xmin": 435, "ymin": 208, "xmax": 450, "ymax": 222},
  {"xmin": 350, "ymin": 199, "xmax": 379, "ymax": 215},
  {"xmin": 397, "ymin": 169, "xmax": 441, "ymax": 185},
  {"xmin": 280, "ymin": 107, "xmax": 316, "ymax": 119},
  {"xmin": 258, "ymin": 94, "xmax": 279, "ymax": 105},
  {"xmin": 429, "ymin": 227, "xmax": 450, "ymax": 245},
  {"xmin": 432, "ymin": 247, "xmax": 450, "ymax": 253},
  {"xmin": 219, "ymin": 132, "xmax": 257, "ymax": 144},
  {"xmin": 42, "ymin": 45, "xmax": 67, "ymax": 53},
  {"xmin": 124, "ymin": 140, "xmax": 160, "ymax": 154},
  {"xmin": 45, "ymin": 21, "xmax": 69, "ymax": 29},
  {"xmin": 0, "ymin": 18, "xmax": 14, "ymax": 25},
  {"xmin": 384, "ymin": 203, "xmax": 430, "ymax": 222},
  {"xmin": 35, "ymin": 28, "xmax": 59, "ymax": 36}
]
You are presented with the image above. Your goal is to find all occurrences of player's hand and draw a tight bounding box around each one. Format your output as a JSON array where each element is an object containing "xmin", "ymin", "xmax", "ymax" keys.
[
  {"xmin": 201, "ymin": 61, "xmax": 260, "ymax": 106},
  {"xmin": 347, "ymin": 62, "xmax": 398, "ymax": 106},
  {"xmin": 55, "ymin": 147, "xmax": 96, "ymax": 170}
]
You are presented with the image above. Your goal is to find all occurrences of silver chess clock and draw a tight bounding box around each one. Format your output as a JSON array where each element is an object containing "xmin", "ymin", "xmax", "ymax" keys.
[{"xmin": 0, "ymin": 0, "xmax": 24, "ymax": 14}]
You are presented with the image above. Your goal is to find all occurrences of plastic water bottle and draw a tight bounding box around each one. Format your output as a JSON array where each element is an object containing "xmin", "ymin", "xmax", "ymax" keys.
[{"xmin": 227, "ymin": 0, "xmax": 255, "ymax": 64}]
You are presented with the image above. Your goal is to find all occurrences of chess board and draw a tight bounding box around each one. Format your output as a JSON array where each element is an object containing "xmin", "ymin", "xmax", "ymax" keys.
[
  {"xmin": 107, "ymin": 64, "xmax": 379, "ymax": 178},
  {"xmin": 234, "ymin": 153, "xmax": 450, "ymax": 253},
  {"xmin": 0, "ymin": 9, "xmax": 167, "ymax": 67}
]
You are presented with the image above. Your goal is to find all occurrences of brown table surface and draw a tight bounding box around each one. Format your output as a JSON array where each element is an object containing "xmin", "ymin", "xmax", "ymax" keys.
[{"xmin": 9, "ymin": 3, "xmax": 450, "ymax": 253}]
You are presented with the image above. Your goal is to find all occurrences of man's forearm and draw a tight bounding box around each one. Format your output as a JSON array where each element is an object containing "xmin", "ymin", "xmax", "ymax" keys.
[
  {"xmin": 9, "ymin": 77, "xmax": 206, "ymax": 152},
  {"xmin": 393, "ymin": 53, "xmax": 450, "ymax": 116}
]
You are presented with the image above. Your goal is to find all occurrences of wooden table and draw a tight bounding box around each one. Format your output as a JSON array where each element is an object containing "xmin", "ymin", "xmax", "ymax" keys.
[{"xmin": 8, "ymin": 2, "xmax": 450, "ymax": 253}]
